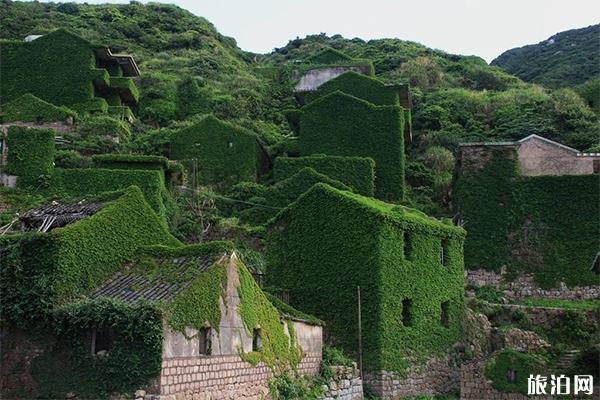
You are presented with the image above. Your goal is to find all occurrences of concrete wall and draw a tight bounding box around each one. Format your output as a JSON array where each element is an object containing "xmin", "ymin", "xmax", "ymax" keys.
[
  {"xmin": 159, "ymin": 254, "xmax": 322, "ymax": 399},
  {"xmin": 294, "ymin": 66, "xmax": 371, "ymax": 92},
  {"xmin": 518, "ymin": 137, "xmax": 598, "ymax": 176}
]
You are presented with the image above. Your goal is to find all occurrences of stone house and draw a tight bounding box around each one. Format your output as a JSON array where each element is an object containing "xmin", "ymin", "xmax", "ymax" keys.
[
  {"xmin": 459, "ymin": 134, "xmax": 600, "ymax": 177},
  {"xmin": 87, "ymin": 246, "xmax": 323, "ymax": 399},
  {"xmin": 267, "ymin": 183, "xmax": 466, "ymax": 398},
  {"xmin": 169, "ymin": 115, "xmax": 270, "ymax": 187},
  {"xmin": 0, "ymin": 29, "xmax": 140, "ymax": 117}
]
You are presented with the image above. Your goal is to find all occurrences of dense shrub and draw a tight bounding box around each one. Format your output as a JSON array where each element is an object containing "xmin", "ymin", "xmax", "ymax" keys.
[{"xmin": 484, "ymin": 349, "xmax": 545, "ymax": 394}]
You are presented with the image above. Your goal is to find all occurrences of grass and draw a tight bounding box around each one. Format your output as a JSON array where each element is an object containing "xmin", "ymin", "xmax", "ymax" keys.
[{"xmin": 521, "ymin": 298, "xmax": 600, "ymax": 311}]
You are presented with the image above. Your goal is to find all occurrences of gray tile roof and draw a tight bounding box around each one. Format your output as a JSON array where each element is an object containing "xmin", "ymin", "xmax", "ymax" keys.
[
  {"xmin": 89, "ymin": 255, "xmax": 216, "ymax": 305},
  {"xmin": 21, "ymin": 202, "xmax": 105, "ymax": 232}
]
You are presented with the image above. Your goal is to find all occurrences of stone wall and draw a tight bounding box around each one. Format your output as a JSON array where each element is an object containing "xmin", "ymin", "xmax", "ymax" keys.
[
  {"xmin": 503, "ymin": 328, "xmax": 549, "ymax": 353},
  {"xmin": 460, "ymin": 357, "xmax": 558, "ymax": 400},
  {"xmin": 364, "ymin": 354, "xmax": 460, "ymax": 399},
  {"xmin": 318, "ymin": 363, "xmax": 363, "ymax": 400},
  {"xmin": 464, "ymin": 268, "xmax": 600, "ymax": 300}
]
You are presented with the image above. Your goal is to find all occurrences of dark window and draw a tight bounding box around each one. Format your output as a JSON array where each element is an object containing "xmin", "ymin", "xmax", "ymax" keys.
[
  {"xmin": 401, "ymin": 299, "xmax": 412, "ymax": 326},
  {"xmin": 252, "ymin": 328, "xmax": 262, "ymax": 351},
  {"xmin": 440, "ymin": 239, "xmax": 449, "ymax": 266},
  {"xmin": 199, "ymin": 327, "xmax": 211, "ymax": 355},
  {"xmin": 506, "ymin": 370, "xmax": 517, "ymax": 383},
  {"xmin": 594, "ymin": 160, "xmax": 600, "ymax": 174},
  {"xmin": 403, "ymin": 231, "xmax": 411, "ymax": 259},
  {"xmin": 91, "ymin": 328, "xmax": 114, "ymax": 355},
  {"xmin": 441, "ymin": 301, "xmax": 450, "ymax": 327}
]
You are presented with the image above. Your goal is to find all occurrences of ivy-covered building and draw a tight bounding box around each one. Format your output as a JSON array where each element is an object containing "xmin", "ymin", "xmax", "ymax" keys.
[
  {"xmin": 267, "ymin": 183, "xmax": 466, "ymax": 397},
  {"xmin": 169, "ymin": 115, "xmax": 267, "ymax": 187},
  {"xmin": 0, "ymin": 29, "xmax": 140, "ymax": 117},
  {"xmin": 296, "ymin": 91, "xmax": 408, "ymax": 201},
  {"xmin": 455, "ymin": 136, "xmax": 600, "ymax": 288},
  {"xmin": 1, "ymin": 199, "xmax": 322, "ymax": 398}
]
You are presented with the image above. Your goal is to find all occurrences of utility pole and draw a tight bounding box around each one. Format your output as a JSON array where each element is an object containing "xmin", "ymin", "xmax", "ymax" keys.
[{"xmin": 357, "ymin": 285, "xmax": 363, "ymax": 379}]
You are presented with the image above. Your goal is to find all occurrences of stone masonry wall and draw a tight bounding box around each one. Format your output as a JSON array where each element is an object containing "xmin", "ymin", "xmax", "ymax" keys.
[
  {"xmin": 156, "ymin": 351, "xmax": 321, "ymax": 400},
  {"xmin": 460, "ymin": 357, "xmax": 558, "ymax": 400},
  {"xmin": 464, "ymin": 268, "xmax": 600, "ymax": 300},
  {"xmin": 364, "ymin": 354, "xmax": 460, "ymax": 399},
  {"xmin": 318, "ymin": 363, "xmax": 363, "ymax": 400}
]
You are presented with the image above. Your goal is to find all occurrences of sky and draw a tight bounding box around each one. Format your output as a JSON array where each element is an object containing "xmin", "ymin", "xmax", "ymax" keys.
[{"xmin": 42, "ymin": 0, "xmax": 599, "ymax": 63}]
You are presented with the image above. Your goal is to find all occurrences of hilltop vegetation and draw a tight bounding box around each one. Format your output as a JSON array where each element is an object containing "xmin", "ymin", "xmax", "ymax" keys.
[
  {"xmin": 1, "ymin": 1, "xmax": 598, "ymax": 217},
  {"xmin": 492, "ymin": 24, "xmax": 600, "ymax": 89}
]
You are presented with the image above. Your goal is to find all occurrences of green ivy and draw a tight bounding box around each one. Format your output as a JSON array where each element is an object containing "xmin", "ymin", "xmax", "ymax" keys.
[
  {"xmin": 0, "ymin": 94, "xmax": 77, "ymax": 123},
  {"xmin": 298, "ymin": 91, "xmax": 406, "ymax": 201},
  {"xmin": 455, "ymin": 148, "xmax": 599, "ymax": 287},
  {"xmin": 0, "ymin": 29, "xmax": 138, "ymax": 113},
  {"xmin": 273, "ymin": 155, "xmax": 375, "ymax": 197},
  {"xmin": 0, "ymin": 187, "xmax": 180, "ymax": 326},
  {"xmin": 29, "ymin": 298, "xmax": 163, "ymax": 399},
  {"xmin": 484, "ymin": 349, "xmax": 545, "ymax": 394},
  {"xmin": 169, "ymin": 115, "xmax": 259, "ymax": 187},
  {"xmin": 267, "ymin": 183, "xmax": 465, "ymax": 374},
  {"xmin": 237, "ymin": 261, "xmax": 303, "ymax": 372},
  {"xmin": 228, "ymin": 167, "xmax": 351, "ymax": 225},
  {"xmin": 4, "ymin": 126, "xmax": 55, "ymax": 188}
]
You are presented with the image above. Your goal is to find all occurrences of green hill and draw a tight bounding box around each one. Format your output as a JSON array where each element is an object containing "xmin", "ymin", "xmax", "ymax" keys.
[{"xmin": 491, "ymin": 24, "xmax": 600, "ymax": 88}]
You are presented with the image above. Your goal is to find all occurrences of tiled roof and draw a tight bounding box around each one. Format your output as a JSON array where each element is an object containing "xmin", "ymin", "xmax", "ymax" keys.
[
  {"xmin": 20, "ymin": 202, "xmax": 105, "ymax": 232},
  {"xmin": 89, "ymin": 255, "xmax": 216, "ymax": 305}
]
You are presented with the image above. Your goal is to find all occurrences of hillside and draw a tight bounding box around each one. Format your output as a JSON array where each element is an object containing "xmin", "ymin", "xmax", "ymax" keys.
[
  {"xmin": 491, "ymin": 24, "xmax": 600, "ymax": 88},
  {"xmin": 1, "ymin": 1, "xmax": 599, "ymax": 216}
]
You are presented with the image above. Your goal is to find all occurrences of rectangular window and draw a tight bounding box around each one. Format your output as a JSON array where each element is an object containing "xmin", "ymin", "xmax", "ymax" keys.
[
  {"xmin": 440, "ymin": 239, "xmax": 449, "ymax": 266},
  {"xmin": 252, "ymin": 328, "xmax": 262, "ymax": 352},
  {"xmin": 90, "ymin": 328, "xmax": 114, "ymax": 355},
  {"xmin": 198, "ymin": 327, "xmax": 212, "ymax": 355},
  {"xmin": 401, "ymin": 299, "xmax": 412, "ymax": 326},
  {"xmin": 440, "ymin": 301, "xmax": 450, "ymax": 327},
  {"xmin": 403, "ymin": 231, "xmax": 411, "ymax": 259}
]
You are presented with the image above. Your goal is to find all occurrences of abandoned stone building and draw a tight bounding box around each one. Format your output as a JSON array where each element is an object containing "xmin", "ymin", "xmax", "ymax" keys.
[
  {"xmin": 0, "ymin": 29, "xmax": 139, "ymax": 117},
  {"xmin": 456, "ymin": 134, "xmax": 600, "ymax": 295},
  {"xmin": 267, "ymin": 183, "xmax": 466, "ymax": 398},
  {"xmin": 0, "ymin": 190, "xmax": 323, "ymax": 399}
]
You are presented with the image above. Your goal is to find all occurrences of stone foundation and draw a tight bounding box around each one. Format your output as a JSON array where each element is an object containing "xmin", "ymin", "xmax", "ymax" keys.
[
  {"xmin": 464, "ymin": 268, "xmax": 600, "ymax": 300},
  {"xmin": 156, "ymin": 352, "xmax": 320, "ymax": 400},
  {"xmin": 364, "ymin": 354, "xmax": 460, "ymax": 399},
  {"xmin": 318, "ymin": 363, "xmax": 363, "ymax": 400}
]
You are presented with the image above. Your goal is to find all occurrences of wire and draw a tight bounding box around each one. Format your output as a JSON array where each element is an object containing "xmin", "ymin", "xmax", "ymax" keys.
[{"xmin": 176, "ymin": 186, "xmax": 283, "ymax": 210}]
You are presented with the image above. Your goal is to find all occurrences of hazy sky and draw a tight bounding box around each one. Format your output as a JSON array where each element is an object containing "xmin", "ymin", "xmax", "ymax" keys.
[{"xmin": 42, "ymin": 0, "xmax": 599, "ymax": 62}]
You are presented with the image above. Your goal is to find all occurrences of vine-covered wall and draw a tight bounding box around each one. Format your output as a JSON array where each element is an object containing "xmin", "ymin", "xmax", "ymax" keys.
[
  {"xmin": 1, "ymin": 94, "xmax": 77, "ymax": 123},
  {"xmin": 169, "ymin": 115, "xmax": 259, "ymax": 186},
  {"xmin": 228, "ymin": 167, "xmax": 350, "ymax": 225},
  {"xmin": 298, "ymin": 92, "xmax": 406, "ymax": 201},
  {"xmin": 0, "ymin": 29, "xmax": 138, "ymax": 114},
  {"xmin": 5, "ymin": 126, "xmax": 55, "ymax": 187},
  {"xmin": 302, "ymin": 71, "xmax": 401, "ymax": 106},
  {"xmin": 267, "ymin": 183, "xmax": 465, "ymax": 374},
  {"xmin": 273, "ymin": 155, "xmax": 375, "ymax": 197},
  {"xmin": 455, "ymin": 146, "xmax": 599, "ymax": 287}
]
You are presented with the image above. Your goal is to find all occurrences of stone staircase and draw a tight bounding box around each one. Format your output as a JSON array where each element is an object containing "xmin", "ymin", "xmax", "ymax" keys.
[{"xmin": 554, "ymin": 349, "xmax": 580, "ymax": 370}]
